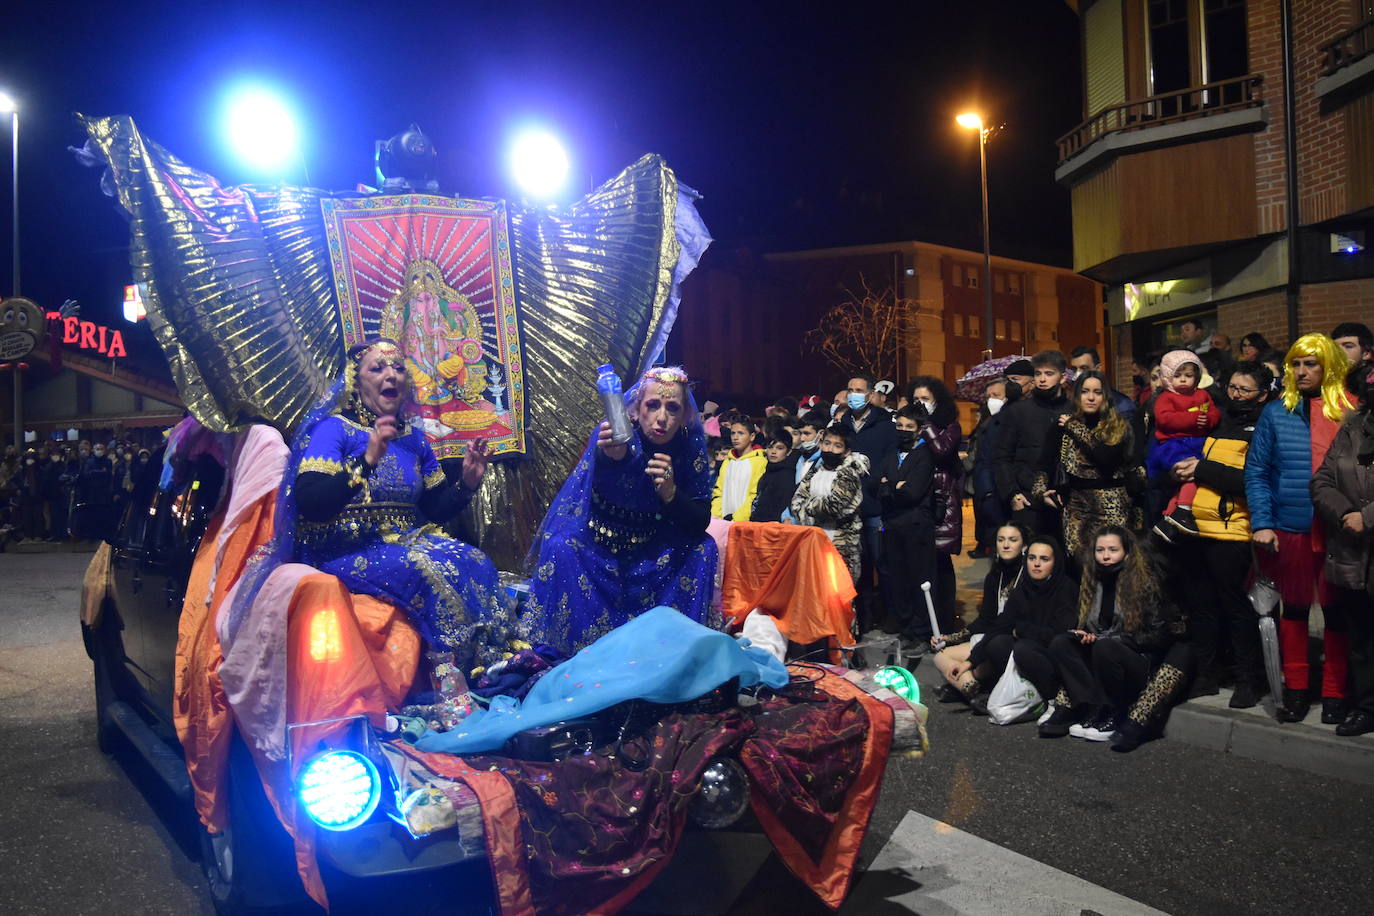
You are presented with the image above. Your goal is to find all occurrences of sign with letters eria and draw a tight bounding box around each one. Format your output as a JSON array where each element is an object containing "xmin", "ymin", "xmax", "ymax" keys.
[{"xmin": 45, "ymin": 312, "xmax": 128, "ymax": 358}]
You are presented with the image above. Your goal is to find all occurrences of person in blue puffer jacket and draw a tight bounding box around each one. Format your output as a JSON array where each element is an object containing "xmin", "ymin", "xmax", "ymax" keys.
[{"xmin": 1245, "ymin": 333, "xmax": 1354, "ymax": 724}]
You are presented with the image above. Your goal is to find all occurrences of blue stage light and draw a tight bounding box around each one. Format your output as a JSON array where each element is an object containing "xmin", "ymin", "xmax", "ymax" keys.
[
  {"xmin": 223, "ymin": 85, "xmax": 300, "ymax": 174},
  {"xmin": 297, "ymin": 750, "xmax": 380, "ymax": 831},
  {"xmin": 510, "ymin": 129, "xmax": 570, "ymax": 199}
]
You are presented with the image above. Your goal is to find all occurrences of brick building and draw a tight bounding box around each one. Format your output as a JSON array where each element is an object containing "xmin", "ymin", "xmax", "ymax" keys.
[
  {"xmin": 669, "ymin": 242, "xmax": 1101, "ymax": 417},
  {"xmin": 1058, "ymin": 0, "xmax": 1374, "ymax": 387}
]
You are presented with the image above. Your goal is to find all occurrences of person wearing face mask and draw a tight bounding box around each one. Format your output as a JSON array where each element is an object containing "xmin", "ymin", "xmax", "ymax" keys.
[
  {"xmin": 905, "ymin": 376, "xmax": 964, "ymax": 629},
  {"xmin": 71, "ymin": 439, "xmax": 116, "ymax": 541},
  {"xmin": 1246, "ymin": 333, "xmax": 1355, "ymax": 724},
  {"xmin": 875, "ymin": 405, "xmax": 938, "ymax": 649},
  {"xmin": 930, "ymin": 523, "xmax": 1032, "ymax": 705},
  {"xmin": 1036, "ymin": 526, "xmax": 1173, "ymax": 741},
  {"xmin": 15, "ymin": 449, "xmax": 45, "ymax": 541},
  {"xmin": 528, "ymin": 365, "xmax": 720, "ymax": 653},
  {"xmin": 993, "ymin": 350, "xmax": 1073, "ymax": 534},
  {"xmin": 711, "ymin": 416, "xmax": 766, "ymax": 521},
  {"xmin": 838, "ymin": 373, "xmax": 896, "ymax": 632},
  {"xmin": 257, "ymin": 338, "xmax": 528, "ymax": 677},
  {"xmin": 968, "ymin": 379, "xmax": 1019, "ymax": 559},
  {"xmin": 39, "ymin": 448, "xmax": 70, "ymax": 541},
  {"xmin": 750, "ymin": 429, "xmax": 801, "ymax": 523},
  {"xmin": 1033, "ymin": 370, "xmax": 1138, "ymax": 559},
  {"xmin": 1165, "ymin": 362, "xmax": 1273, "ymax": 706},
  {"xmin": 791, "ymin": 425, "xmax": 870, "ymax": 588}
]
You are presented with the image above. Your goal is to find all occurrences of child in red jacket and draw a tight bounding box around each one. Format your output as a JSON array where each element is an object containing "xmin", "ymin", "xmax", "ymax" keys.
[{"xmin": 1148, "ymin": 349, "xmax": 1220, "ymax": 535}]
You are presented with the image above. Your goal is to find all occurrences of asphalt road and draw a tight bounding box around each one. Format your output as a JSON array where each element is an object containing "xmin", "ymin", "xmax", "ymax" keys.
[{"xmin": 4, "ymin": 550, "xmax": 1373, "ymax": 915}]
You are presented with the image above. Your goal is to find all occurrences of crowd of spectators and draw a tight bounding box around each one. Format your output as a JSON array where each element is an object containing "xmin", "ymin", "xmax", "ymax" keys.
[
  {"xmin": 702, "ymin": 318, "xmax": 1374, "ymax": 749},
  {"xmin": 0, "ymin": 438, "xmax": 152, "ymax": 549}
]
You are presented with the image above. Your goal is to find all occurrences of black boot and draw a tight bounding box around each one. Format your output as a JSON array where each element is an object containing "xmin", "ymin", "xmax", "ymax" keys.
[
  {"xmin": 936, "ymin": 683, "xmax": 965, "ymax": 704},
  {"xmin": 1276, "ymin": 687, "xmax": 1311, "ymax": 723},
  {"xmin": 1110, "ymin": 717, "xmax": 1152, "ymax": 753},
  {"xmin": 1321, "ymin": 698, "xmax": 1348, "ymax": 725},
  {"xmin": 1228, "ymin": 680, "xmax": 1260, "ymax": 709}
]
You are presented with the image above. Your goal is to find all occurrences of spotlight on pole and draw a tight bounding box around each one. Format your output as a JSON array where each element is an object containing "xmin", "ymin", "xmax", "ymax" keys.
[
  {"xmin": 0, "ymin": 92, "xmax": 16, "ymax": 114},
  {"xmin": 222, "ymin": 85, "xmax": 300, "ymax": 174},
  {"xmin": 509, "ymin": 129, "xmax": 570, "ymax": 200},
  {"xmin": 955, "ymin": 111, "xmax": 983, "ymax": 130}
]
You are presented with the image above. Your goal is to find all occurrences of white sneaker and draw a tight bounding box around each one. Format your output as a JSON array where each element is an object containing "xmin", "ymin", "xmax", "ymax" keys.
[
  {"xmin": 1037, "ymin": 703, "xmax": 1056, "ymax": 726},
  {"xmin": 1078, "ymin": 715, "xmax": 1119, "ymax": 742},
  {"xmin": 1068, "ymin": 721, "xmax": 1089, "ymax": 739}
]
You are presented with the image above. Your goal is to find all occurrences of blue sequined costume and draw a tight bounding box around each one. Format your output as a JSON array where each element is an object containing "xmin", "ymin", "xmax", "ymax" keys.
[
  {"xmin": 527, "ymin": 375, "xmax": 720, "ymax": 653},
  {"xmin": 295, "ymin": 415, "xmax": 518, "ymax": 661}
]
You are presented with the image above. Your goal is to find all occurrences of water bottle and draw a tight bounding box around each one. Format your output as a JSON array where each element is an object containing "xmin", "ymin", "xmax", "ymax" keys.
[{"xmin": 597, "ymin": 364, "xmax": 635, "ymax": 445}]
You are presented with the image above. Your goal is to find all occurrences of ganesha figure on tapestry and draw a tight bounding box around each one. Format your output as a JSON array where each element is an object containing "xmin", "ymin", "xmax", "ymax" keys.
[{"xmin": 380, "ymin": 259, "xmax": 514, "ymax": 449}]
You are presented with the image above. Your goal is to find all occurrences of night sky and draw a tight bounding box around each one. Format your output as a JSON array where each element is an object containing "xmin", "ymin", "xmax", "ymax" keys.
[{"xmin": 0, "ymin": 0, "xmax": 1082, "ymax": 332}]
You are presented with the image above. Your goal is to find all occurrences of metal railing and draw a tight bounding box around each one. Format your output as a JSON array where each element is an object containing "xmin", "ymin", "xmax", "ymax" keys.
[
  {"xmin": 1056, "ymin": 74, "xmax": 1265, "ymax": 165},
  {"xmin": 1321, "ymin": 15, "xmax": 1374, "ymax": 77}
]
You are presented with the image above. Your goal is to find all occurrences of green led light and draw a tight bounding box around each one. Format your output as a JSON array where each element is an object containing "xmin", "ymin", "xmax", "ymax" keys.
[{"xmin": 875, "ymin": 665, "xmax": 919, "ymax": 704}]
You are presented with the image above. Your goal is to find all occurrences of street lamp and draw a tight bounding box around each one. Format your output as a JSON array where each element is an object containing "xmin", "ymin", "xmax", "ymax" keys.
[
  {"xmin": 0, "ymin": 90, "xmax": 17, "ymax": 296},
  {"xmin": 956, "ymin": 111, "xmax": 994, "ymax": 356},
  {"xmin": 0, "ymin": 90, "xmax": 20, "ymax": 451}
]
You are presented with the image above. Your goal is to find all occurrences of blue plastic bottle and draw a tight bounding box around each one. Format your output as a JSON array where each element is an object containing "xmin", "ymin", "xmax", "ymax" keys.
[{"xmin": 597, "ymin": 364, "xmax": 634, "ymax": 445}]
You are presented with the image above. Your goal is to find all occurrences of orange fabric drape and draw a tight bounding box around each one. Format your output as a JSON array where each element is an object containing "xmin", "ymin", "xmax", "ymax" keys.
[
  {"xmin": 174, "ymin": 497, "xmax": 276, "ymax": 834},
  {"xmin": 720, "ymin": 521, "xmax": 856, "ymax": 647},
  {"xmin": 748, "ymin": 668, "xmax": 894, "ymax": 910},
  {"xmin": 172, "ymin": 488, "xmax": 424, "ymax": 910}
]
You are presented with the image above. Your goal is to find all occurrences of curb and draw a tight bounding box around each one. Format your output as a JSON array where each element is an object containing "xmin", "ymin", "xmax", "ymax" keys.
[{"xmin": 1163, "ymin": 693, "xmax": 1374, "ymax": 786}]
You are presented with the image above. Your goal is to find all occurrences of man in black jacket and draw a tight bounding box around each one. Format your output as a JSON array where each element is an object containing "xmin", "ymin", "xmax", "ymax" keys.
[
  {"xmin": 993, "ymin": 350, "xmax": 1072, "ymax": 536},
  {"xmin": 840, "ymin": 373, "xmax": 896, "ymax": 631},
  {"xmin": 876, "ymin": 406, "xmax": 937, "ymax": 650}
]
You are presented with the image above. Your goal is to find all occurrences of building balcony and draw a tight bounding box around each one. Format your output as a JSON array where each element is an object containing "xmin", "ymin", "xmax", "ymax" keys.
[
  {"xmin": 1317, "ymin": 15, "xmax": 1374, "ymax": 106},
  {"xmin": 1056, "ymin": 75, "xmax": 1266, "ymax": 186}
]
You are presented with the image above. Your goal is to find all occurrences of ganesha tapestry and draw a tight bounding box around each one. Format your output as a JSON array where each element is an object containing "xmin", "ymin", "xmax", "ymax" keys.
[{"xmin": 321, "ymin": 195, "xmax": 526, "ymax": 458}]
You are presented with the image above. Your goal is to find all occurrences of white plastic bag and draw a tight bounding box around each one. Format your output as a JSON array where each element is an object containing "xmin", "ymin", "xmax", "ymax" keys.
[{"xmin": 987, "ymin": 658, "xmax": 1043, "ymax": 726}]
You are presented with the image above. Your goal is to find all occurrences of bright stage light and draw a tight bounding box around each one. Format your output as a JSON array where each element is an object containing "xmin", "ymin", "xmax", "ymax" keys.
[
  {"xmin": 297, "ymin": 750, "xmax": 380, "ymax": 831},
  {"xmin": 0, "ymin": 92, "xmax": 17, "ymax": 114},
  {"xmin": 223, "ymin": 85, "xmax": 299, "ymax": 174},
  {"xmin": 510, "ymin": 129, "xmax": 570, "ymax": 199}
]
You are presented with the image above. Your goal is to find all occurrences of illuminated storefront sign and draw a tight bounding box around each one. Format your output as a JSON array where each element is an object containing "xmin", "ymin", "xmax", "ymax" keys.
[
  {"xmin": 45, "ymin": 312, "xmax": 128, "ymax": 358},
  {"xmin": 123, "ymin": 285, "xmax": 147, "ymax": 323}
]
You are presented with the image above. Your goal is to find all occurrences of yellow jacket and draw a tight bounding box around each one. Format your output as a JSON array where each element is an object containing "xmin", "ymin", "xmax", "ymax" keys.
[{"xmin": 712, "ymin": 448, "xmax": 768, "ymax": 521}]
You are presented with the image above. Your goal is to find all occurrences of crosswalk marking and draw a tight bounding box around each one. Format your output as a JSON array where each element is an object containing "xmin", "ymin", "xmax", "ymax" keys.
[{"xmin": 842, "ymin": 810, "xmax": 1170, "ymax": 915}]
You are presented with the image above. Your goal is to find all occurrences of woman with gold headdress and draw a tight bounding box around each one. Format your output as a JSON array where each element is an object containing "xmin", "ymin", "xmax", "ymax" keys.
[
  {"xmin": 527, "ymin": 366, "xmax": 720, "ymax": 653},
  {"xmin": 291, "ymin": 338, "xmax": 530, "ymax": 674},
  {"xmin": 1245, "ymin": 332, "xmax": 1354, "ymax": 724}
]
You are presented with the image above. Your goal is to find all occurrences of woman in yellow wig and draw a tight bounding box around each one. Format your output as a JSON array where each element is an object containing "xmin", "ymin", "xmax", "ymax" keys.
[{"xmin": 1244, "ymin": 333, "xmax": 1354, "ymax": 724}]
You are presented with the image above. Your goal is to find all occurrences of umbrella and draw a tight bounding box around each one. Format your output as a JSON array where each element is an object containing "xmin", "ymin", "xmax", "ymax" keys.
[
  {"xmin": 1248, "ymin": 568, "xmax": 1285, "ymax": 713},
  {"xmin": 955, "ymin": 354, "xmax": 1026, "ymax": 403}
]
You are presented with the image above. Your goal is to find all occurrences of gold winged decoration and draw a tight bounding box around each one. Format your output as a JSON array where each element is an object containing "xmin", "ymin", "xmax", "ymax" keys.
[{"xmin": 78, "ymin": 114, "xmax": 710, "ymax": 567}]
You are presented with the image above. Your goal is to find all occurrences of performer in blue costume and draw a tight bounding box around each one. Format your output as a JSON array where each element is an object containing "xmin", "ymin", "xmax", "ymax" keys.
[
  {"xmin": 291, "ymin": 338, "xmax": 530, "ymax": 672},
  {"xmin": 528, "ymin": 366, "xmax": 720, "ymax": 652}
]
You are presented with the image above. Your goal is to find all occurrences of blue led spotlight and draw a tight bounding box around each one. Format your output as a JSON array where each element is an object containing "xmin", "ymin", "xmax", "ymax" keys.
[{"xmin": 297, "ymin": 750, "xmax": 381, "ymax": 831}]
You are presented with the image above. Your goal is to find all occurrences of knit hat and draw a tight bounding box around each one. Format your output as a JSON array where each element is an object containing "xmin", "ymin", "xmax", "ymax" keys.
[
  {"xmin": 1159, "ymin": 349, "xmax": 1213, "ymax": 392},
  {"xmin": 1006, "ymin": 358, "xmax": 1034, "ymax": 377}
]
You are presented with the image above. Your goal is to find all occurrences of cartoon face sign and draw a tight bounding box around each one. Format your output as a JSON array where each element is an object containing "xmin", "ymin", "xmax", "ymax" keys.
[{"xmin": 0, "ymin": 297, "xmax": 43, "ymax": 360}]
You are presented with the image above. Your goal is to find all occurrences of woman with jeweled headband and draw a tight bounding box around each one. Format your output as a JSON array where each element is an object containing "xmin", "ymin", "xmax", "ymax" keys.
[
  {"xmin": 527, "ymin": 366, "xmax": 720, "ymax": 652},
  {"xmin": 292, "ymin": 338, "xmax": 531, "ymax": 673}
]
